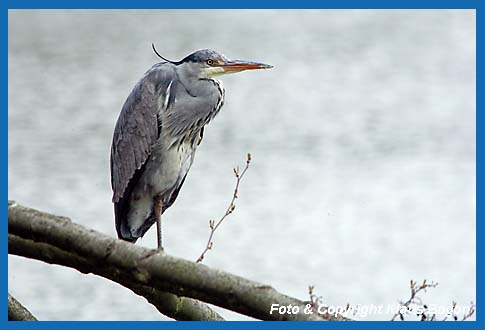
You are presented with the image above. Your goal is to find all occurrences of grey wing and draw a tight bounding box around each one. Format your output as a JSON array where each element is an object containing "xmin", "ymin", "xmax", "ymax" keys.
[{"xmin": 110, "ymin": 64, "xmax": 175, "ymax": 203}]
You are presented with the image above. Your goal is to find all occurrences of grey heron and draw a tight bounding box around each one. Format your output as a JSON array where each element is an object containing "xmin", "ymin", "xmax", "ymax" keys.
[{"xmin": 110, "ymin": 45, "xmax": 272, "ymax": 249}]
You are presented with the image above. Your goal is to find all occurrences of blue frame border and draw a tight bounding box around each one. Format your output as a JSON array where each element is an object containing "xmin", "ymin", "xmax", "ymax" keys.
[
  {"xmin": 0, "ymin": 0, "xmax": 481, "ymax": 9},
  {"xmin": 3, "ymin": 0, "xmax": 479, "ymax": 329}
]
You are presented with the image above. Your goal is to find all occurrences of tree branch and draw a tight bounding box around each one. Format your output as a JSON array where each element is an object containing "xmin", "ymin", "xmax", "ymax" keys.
[
  {"xmin": 8, "ymin": 200, "xmax": 347, "ymax": 321},
  {"xmin": 8, "ymin": 234, "xmax": 223, "ymax": 321},
  {"xmin": 8, "ymin": 293, "xmax": 37, "ymax": 321}
]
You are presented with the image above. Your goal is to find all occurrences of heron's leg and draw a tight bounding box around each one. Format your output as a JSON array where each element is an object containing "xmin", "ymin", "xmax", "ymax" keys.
[{"xmin": 153, "ymin": 196, "xmax": 164, "ymax": 250}]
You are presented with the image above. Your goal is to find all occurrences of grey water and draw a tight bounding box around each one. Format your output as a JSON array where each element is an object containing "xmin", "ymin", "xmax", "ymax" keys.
[{"xmin": 8, "ymin": 10, "xmax": 475, "ymax": 320}]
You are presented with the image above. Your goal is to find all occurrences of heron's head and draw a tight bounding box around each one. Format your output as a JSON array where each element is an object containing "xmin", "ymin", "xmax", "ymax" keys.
[
  {"xmin": 181, "ymin": 49, "xmax": 273, "ymax": 78},
  {"xmin": 152, "ymin": 45, "xmax": 273, "ymax": 79}
]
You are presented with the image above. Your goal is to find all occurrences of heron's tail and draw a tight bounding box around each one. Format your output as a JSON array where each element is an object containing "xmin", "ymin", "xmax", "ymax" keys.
[
  {"xmin": 115, "ymin": 201, "xmax": 159, "ymax": 243},
  {"xmin": 114, "ymin": 202, "xmax": 138, "ymax": 243},
  {"xmin": 116, "ymin": 220, "xmax": 141, "ymax": 243}
]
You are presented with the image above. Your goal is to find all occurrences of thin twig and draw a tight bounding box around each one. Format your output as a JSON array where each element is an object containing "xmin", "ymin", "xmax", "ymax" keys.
[
  {"xmin": 441, "ymin": 301, "xmax": 457, "ymax": 321},
  {"xmin": 306, "ymin": 285, "xmax": 349, "ymax": 320},
  {"xmin": 196, "ymin": 153, "xmax": 252, "ymax": 263},
  {"xmin": 391, "ymin": 279, "xmax": 438, "ymax": 321},
  {"xmin": 461, "ymin": 302, "xmax": 475, "ymax": 321},
  {"xmin": 441, "ymin": 300, "xmax": 476, "ymax": 321},
  {"xmin": 308, "ymin": 285, "xmax": 323, "ymax": 314}
]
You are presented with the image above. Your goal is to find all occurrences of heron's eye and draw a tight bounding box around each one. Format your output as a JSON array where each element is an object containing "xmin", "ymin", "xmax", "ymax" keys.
[{"xmin": 207, "ymin": 59, "xmax": 214, "ymax": 65}]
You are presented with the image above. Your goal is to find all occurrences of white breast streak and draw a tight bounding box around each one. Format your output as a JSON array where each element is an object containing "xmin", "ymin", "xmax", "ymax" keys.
[{"xmin": 163, "ymin": 80, "xmax": 173, "ymax": 110}]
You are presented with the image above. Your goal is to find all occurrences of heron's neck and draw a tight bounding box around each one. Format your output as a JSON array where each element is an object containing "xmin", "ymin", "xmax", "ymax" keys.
[{"xmin": 175, "ymin": 63, "xmax": 215, "ymax": 97}]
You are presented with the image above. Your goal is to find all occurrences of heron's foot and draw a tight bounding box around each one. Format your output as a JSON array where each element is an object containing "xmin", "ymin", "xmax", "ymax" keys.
[
  {"xmin": 141, "ymin": 247, "xmax": 165, "ymax": 260},
  {"xmin": 140, "ymin": 248, "xmax": 162, "ymax": 261}
]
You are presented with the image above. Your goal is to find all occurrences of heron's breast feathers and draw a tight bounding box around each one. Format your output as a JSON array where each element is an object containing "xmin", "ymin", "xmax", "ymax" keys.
[{"xmin": 161, "ymin": 77, "xmax": 225, "ymax": 149}]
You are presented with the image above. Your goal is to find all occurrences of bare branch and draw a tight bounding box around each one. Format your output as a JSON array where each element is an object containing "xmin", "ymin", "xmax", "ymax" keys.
[
  {"xmin": 196, "ymin": 153, "xmax": 251, "ymax": 263},
  {"xmin": 391, "ymin": 279, "xmax": 438, "ymax": 321},
  {"xmin": 306, "ymin": 285, "xmax": 350, "ymax": 320},
  {"xmin": 8, "ymin": 200, "xmax": 346, "ymax": 321},
  {"xmin": 441, "ymin": 300, "xmax": 476, "ymax": 321},
  {"xmin": 461, "ymin": 302, "xmax": 475, "ymax": 321},
  {"xmin": 8, "ymin": 293, "xmax": 37, "ymax": 321},
  {"xmin": 8, "ymin": 234, "xmax": 223, "ymax": 321}
]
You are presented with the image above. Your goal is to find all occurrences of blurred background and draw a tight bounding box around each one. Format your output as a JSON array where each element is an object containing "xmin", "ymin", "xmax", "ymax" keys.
[{"xmin": 8, "ymin": 10, "xmax": 475, "ymax": 320}]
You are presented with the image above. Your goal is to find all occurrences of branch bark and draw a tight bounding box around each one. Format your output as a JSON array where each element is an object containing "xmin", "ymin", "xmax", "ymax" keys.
[
  {"xmin": 8, "ymin": 200, "xmax": 348, "ymax": 321},
  {"xmin": 8, "ymin": 234, "xmax": 222, "ymax": 321},
  {"xmin": 8, "ymin": 293, "xmax": 37, "ymax": 321}
]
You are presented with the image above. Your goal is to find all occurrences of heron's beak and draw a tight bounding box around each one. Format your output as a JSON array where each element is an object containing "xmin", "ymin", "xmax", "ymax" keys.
[{"xmin": 221, "ymin": 60, "xmax": 273, "ymax": 73}]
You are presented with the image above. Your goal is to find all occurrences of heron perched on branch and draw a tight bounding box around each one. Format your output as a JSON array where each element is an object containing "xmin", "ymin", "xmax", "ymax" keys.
[{"xmin": 110, "ymin": 45, "xmax": 272, "ymax": 249}]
